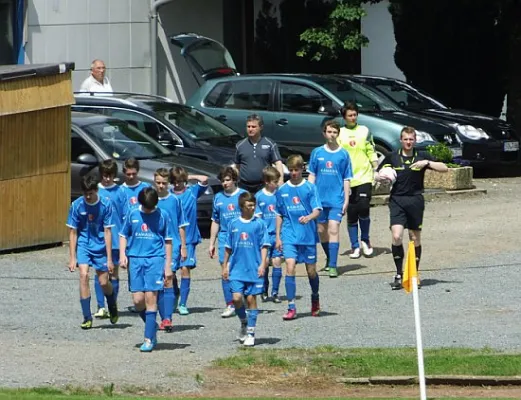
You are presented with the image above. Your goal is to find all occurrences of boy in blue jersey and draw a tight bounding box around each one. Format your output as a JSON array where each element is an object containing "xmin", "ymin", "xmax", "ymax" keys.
[
  {"xmin": 276, "ymin": 154, "xmax": 322, "ymax": 321},
  {"xmin": 170, "ymin": 167, "xmax": 209, "ymax": 315},
  {"xmin": 208, "ymin": 166, "xmax": 247, "ymax": 318},
  {"xmin": 122, "ymin": 158, "xmax": 150, "ymax": 212},
  {"xmin": 308, "ymin": 120, "xmax": 353, "ymax": 278},
  {"xmin": 255, "ymin": 166, "xmax": 283, "ymax": 303},
  {"xmin": 67, "ymin": 175, "xmax": 119, "ymax": 329},
  {"xmin": 119, "ymin": 187, "xmax": 174, "ymax": 352},
  {"xmin": 154, "ymin": 168, "xmax": 188, "ymax": 331},
  {"xmin": 93, "ymin": 159, "xmax": 128, "ymax": 319},
  {"xmin": 223, "ymin": 192, "xmax": 270, "ymax": 347}
]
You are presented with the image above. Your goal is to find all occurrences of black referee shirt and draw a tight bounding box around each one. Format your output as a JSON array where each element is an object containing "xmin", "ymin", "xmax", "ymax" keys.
[
  {"xmin": 234, "ymin": 136, "xmax": 282, "ymax": 184},
  {"xmin": 379, "ymin": 149, "xmax": 434, "ymax": 196}
]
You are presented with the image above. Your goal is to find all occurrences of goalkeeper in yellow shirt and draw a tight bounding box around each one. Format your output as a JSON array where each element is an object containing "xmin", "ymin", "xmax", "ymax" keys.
[{"xmin": 338, "ymin": 102, "xmax": 379, "ymax": 259}]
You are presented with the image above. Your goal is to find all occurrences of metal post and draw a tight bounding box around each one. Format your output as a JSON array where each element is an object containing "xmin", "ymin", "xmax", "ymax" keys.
[{"xmin": 150, "ymin": 0, "xmax": 175, "ymax": 95}]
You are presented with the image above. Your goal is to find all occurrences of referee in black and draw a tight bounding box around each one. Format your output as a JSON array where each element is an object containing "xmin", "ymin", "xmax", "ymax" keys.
[
  {"xmin": 234, "ymin": 114, "xmax": 285, "ymax": 193},
  {"xmin": 377, "ymin": 126, "xmax": 448, "ymax": 290}
]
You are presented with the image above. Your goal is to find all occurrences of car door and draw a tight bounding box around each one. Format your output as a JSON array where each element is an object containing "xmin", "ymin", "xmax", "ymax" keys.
[
  {"xmin": 70, "ymin": 127, "xmax": 102, "ymax": 200},
  {"xmin": 272, "ymin": 81, "xmax": 341, "ymax": 155},
  {"xmin": 198, "ymin": 79, "xmax": 277, "ymax": 137}
]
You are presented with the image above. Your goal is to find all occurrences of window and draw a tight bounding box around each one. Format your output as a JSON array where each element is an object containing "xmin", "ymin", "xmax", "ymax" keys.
[
  {"xmin": 205, "ymin": 80, "xmax": 273, "ymax": 110},
  {"xmin": 280, "ymin": 82, "xmax": 334, "ymax": 114},
  {"xmin": 71, "ymin": 130, "xmax": 96, "ymax": 161}
]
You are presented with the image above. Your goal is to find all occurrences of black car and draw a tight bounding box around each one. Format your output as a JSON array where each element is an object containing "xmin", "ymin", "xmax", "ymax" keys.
[
  {"xmin": 71, "ymin": 111, "xmax": 222, "ymax": 224},
  {"xmin": 343, "ymin": 75, "xmax": 521, "ymax": 167}
]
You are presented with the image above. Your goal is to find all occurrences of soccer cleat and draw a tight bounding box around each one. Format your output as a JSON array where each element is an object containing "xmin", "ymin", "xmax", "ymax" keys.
[
  {"xmin": 261, "ymin": 293, "xmax": 269, "ymax": 302},
  {"xmin": 140, "ymin": 338, "xmax": 155, "ymax": 352},
  {"xmin": 80, "ymin": 318, "xmax": 93, "ymax": 330},
  {"xmin": 361, "ymin": 240, "xmax": 374, "ymax": 257},
  {"xmin": 349, "ymin": 247, "xmax": 361, "ymax": 259},
  {"xmin": 128, "ymin": 305, "xmax": 139, "ymax": 313},
  {"xmin": 272, "ymin": 294, "xmax": 281, "ymax": 304},
  {"xmin": 390, "ymin": 275, "xmax": 402, "ymax": 290},
  {"xmin": 108, "ymin": 304, "xmax": 119, "ymax": 324},
  {"xmin": 283, "ymin": 308, "xmax": 297, "ymax": 321},
  {"xmin": 178, "ymin": 305, "xmax": 190, "ymax": 316},
  {"xmin": 159, "ymin": 319, "xmax": 173, "ymax": 332},
  {"xmin": 94, "ymin": 307, "xmax": 109, "ymax": 319},
  {"xmin": 221, "ymin": 305, "xmax": 236, "ymax": 318},
  {"xmin": 328, "ymin": 267, "xmax": 339, "ymax": 278},
  {"xmin": 311, "ymin": 300, "xmax": 320, "ymax": 317},
  {"xmin": 237, "ymin": 323, "xmax": 248, "ymax": 343},
  {"xmin": 243, "ymin": 335, "xmax": 255, "ymax": 347}
]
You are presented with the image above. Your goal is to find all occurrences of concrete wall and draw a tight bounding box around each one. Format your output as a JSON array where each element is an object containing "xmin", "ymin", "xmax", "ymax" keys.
[{"xmin": 26, "ymin": 0, "xmax": 151, "ymax": 93}]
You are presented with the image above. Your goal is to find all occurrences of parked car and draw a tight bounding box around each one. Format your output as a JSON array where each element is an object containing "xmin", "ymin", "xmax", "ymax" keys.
[
  {"xmin": 343, "ymin": 75, "xmax": 521, "ymax": 167},
  {"xmin": 170, "ymin": 33, "xmax": 461, "ymax": 162},
  {"xmin": 71, "ymin": 111, "xmax": 222, "ymax": 224},
  {"xmin": 73, "ymin": 93, "xmax": 304, "ymax": 167}
]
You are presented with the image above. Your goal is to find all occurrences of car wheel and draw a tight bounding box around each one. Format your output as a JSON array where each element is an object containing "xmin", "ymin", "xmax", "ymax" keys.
[{"xmin": 374, "ymin": 144, "xmax": 391, "ymax": 167}]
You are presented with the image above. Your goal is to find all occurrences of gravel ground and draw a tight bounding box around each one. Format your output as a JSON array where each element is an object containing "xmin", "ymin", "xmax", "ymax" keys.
[{"xmin": 1, "ymin": 177, "xmax": 521, "ymax": 393}]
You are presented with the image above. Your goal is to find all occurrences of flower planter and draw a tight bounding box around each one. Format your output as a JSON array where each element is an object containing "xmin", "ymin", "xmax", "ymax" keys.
[{"xmin": 424, "ymin": 166, "xmax": 474, "ymax": 190}]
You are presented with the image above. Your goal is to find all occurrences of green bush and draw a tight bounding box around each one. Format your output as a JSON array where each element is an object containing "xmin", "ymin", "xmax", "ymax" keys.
[{"xmin": 426, "ymin": 143, "xmax": 454, "ymax": 163}]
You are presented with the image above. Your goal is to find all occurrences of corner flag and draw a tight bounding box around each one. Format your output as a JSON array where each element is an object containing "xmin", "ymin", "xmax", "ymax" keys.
[{"xmin": 402, "ymin": 242, "xmax": 418, "ymax": 293}]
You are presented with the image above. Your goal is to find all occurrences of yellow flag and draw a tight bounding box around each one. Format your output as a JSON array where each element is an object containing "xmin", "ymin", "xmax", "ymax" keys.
[{"xmin": 402, "ymin": 242, "xmax": 418, "ymax": 293}]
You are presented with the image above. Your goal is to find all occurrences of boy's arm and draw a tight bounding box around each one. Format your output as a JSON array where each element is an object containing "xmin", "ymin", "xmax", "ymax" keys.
[
  {"xmin": 104, "ymin": 227, "xmax": 114, "ymax": 273},
  {"xmin": 208, "ymin": 220, "xmax": 220, "ymax": 258},
  {"xmin": 364, "ymin": 131, "xmax": 379, "ymax": 169},
  {"xmin": 179, "ymin": 226, "xmax": 187, "ymax": 260},
  {"xmin": 342, "ymin": 179, "xmax": 351, "ymax": 215},
  {"xmin": 259, "ymin": 246, "xmax": 268, "ymax": 277},
  {"xmin": 188, "ymin": 174, "xmax": 209, "ymax": 185},
  {"xmin": 68, "ymin": 228, "xmax": 78, "ymax": 272},
  {"xmin": 275, "ymin": 215, "xmax": 283, "ymax": 251},
  {"xmin": 164, "ymin": 240, "xmax": 173, "ymax": 280},
  {"xmin": 222, "ymin": 247, "xmax": 232, "ymax": 279},
  {"xmin": 119, "ymin": 235, "xmax": 128, "ymax": 268}
]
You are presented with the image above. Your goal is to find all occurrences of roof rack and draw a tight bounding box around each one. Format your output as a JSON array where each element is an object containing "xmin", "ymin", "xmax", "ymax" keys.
[{"xmin": 73, "ymin": 91, "xmax": 174, "ymax": 102}]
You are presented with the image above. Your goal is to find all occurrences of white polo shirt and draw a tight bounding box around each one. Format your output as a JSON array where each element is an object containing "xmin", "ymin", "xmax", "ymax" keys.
[{"xmin": 79, "ymin": 75, "xmax": 113, "ymax": 93}]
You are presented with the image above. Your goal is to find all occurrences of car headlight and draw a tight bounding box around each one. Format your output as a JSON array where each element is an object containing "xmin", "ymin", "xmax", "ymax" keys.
[
  {"xmin": 415, "ymin": 130, "xmax": 435, "ymax": 144},
  {"xmin": 453, "ymin": 124, "xmax": 489, "ymax": 140}
]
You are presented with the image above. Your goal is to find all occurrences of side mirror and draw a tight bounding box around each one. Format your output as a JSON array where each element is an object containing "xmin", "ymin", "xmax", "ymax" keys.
[
  {"xmin": 319, "ymin": 105, "xmax": 340, "ymax": 116},
  {"xmin": 77, "ymin": 153, "xmax": 98, "ymax": 165}
]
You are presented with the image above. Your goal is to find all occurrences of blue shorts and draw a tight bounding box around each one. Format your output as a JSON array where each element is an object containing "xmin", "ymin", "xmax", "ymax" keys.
[
  {"xmin": 283, "ymin": 244, "xmax": 317, "ymax": 265},
  {"xmin": 218, "ymin": 244, "xmax": 226, "ymax": 265},
  {"xmin": 268, "ymin": 235, "xmax": 283, "ymax": 259},
  {"xmin": 173, "ymin": 243, "xmax": 197, "ymax": 271},
  {"xmin": 128, "ymin": 256, "xmax": 164, "ymax": 293},
  {"xmin": 318, "ymin": 206, "xmax": 344, "ymax": 224},
  {"xmin": 77, "ymin": 246, "xmax": 108, "ymax": 272},
  {"xmin": 230, "ymin": 279, "xmax": 264, "ymax": 296}
]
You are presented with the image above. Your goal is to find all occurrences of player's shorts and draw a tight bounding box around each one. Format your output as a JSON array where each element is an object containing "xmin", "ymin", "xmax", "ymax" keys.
[
  {"xmin": 128, "ymin": 256, "xmax": 165, "ymax": 293},
  {"xmin": 317, "ymin": 206, "xmax": 344, "ymax": 224},
  {"xmin": 389, "ymin": 194, "xmax": 425, "ymax": 231},
  {"xmin": 283, "ymin": 244, "xmax": 317, "ymax": 264},
  {"xmin": 230, "ymin": 279, "xmax": 264, "ymax": 296},
  {"xmin": 268, "ymin": 234, "xmax": 283, "ymax": 259},
  {"xmin": 77, "ymin": 246, "xmax": 108, "ymax": 272},
  {"xmin": 173, "ymin": 243, "xmax": 197, "ymax": 270},
  {"xmin": 349, "ymin": 183, "xmax": 373, "ymax": 204},
  {"xmin": 218, "ymin": 244, "xmax": 226, "ymax": 265}
]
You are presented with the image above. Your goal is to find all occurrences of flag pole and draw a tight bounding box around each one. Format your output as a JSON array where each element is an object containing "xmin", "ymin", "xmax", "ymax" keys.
[{"xmin": 412, "ymin": 276, "xmax": 427, "ymax": 400}]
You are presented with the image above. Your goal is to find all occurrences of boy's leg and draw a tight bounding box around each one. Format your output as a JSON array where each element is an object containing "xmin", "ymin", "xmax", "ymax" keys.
[
  {"xmin": 132, "ymin": 292, "xmax": 146, "ymax": 322},
  {"xmin": 391, "ymin": 224, "xmax": 405, "ymax": 290},
  {"xmin": 358, "ymin": 184, "xmax": 373, "ymax": 256},
  {"xmin": 318, "ymin": 218, "xmax": 330, "ymax": 271},
  {"xmin": 142, "ymin": 291, "xmax": 159, "ymax": 350},
  {"xmin": 158, "ymin": 272, "xmax": 174, "ymax": 331},
  {"xmin": 347, "ymin": 189, "xmax": 361, "ymax": 258},
  {"xmin": 244, "ymin": 293, "xmax": 259, "ymax": 346},
  {"xmin": 230, "ymin": 283, "xmax": 247, "ymax": 342},
  {"xmin": 262, "ymin": 264, "xmax": 270, "ymax": 301},
  {"xmin": 179, "ymin": 266, "xmax": 191, "ymax": 315},
  {"xmin": 271, "ymin": 256, "xmax": 283, "ymax": 302},
  {"xmin": 219, "ymin": 245, "xmax": 235, "ymax": 317},
  {"xmin": 327, "ymin": 212, "xmax": 342, "ymax": 278},
  {"xmin": 140, "ymin": 257, "xmax": 163, "ymax": 352},
  {"xmin": 111, "ymin": 249, "xmax": 120, "ymax": 301},
  {"xmin": 283, "ymin": 246, "xmax": 297, "ymax": 320},
  {"xmin": 96, "ymin": 270, "xmax": 118, "ymax": 324},
  {"xmin": 306, "ymin": 261, "xmax": 320, "ymax": 316},
  {"xmin": 93, "ymin": 275, "xmax": 106, "ymax": 317},
  {"xmin": 78, "ymin": 264, "xmax": 93, "ymax": 329}
]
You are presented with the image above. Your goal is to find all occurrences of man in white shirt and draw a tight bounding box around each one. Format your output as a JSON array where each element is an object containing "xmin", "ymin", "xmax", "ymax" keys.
[{"xmin": 79, "ymin": 59, "xmax": 113, "ymax": 93}]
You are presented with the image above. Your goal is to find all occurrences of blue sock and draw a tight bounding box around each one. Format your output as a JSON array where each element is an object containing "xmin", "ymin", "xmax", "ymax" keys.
[
  {"xmin": 247, "ymin": 309, "xmax": 259, "ymax": 336},
  {"xmin": 321, "ymin": 241, "xmax": 330, "ymax": 261},
  {"xmin": 285, "ymin": 275, "xmax": 296, "ymax": 305},
  {"xmin": 105, "ymin": 291, "xmax": 116, "ymax": 310},
  {"xmin": 236, "ymin": 305, "xmax": 247, "ymax": 321},
  {"xmin": 163, "ymin": 287, "xmax": 174, "ymax": 320},
  {"xmin": 80, "ymin": 297, "xmax": 91, "ymax": 320},
  {"xmin": 272, "ymin": 267, "xmax": 282, "ymax": 296},
  {"xmin": 157, "ymin": 290, "xmax": 166, "ymax": 320},
  {"xmin": 180, "ymin": 278, "xmax": 190, "ymax": 307},
  {"xmin": 263, "ymin": 266, "xmax": 270, "ymax": 294},
  {"xmin": 173, "ymin": 278, "xmax": 180, "ymax": 308},
  {"xmin": 144, "ymin": 310, "xmax": 158, "ymax": 340},
  {"xmin": 222, "ymin": 278, "xmax": 233, "ymax": 305},
  {"xmin": 111, "ymin": 279, "xmax": 119, "ymax": 301},
  {"xmin": 308, "ymin": 274, "xmax": 320, "ymax": 301},
  {"xmin": 139, "ymin": 309, "xmax": 146, "ymax": 323},
  {"xmin": 94, "ymin": 276, "xmax": 104, "ymax": 309},
  {"xmin": 348, "ymin": 223, "xmax": 360, "ymax": 249},
  {"xmin": 328, "ymin": 242, "xmax": 340, "ymax": 268},
  {"xmin": 359, "ymin": 217, "xmax": 371, "ymax": 243}
]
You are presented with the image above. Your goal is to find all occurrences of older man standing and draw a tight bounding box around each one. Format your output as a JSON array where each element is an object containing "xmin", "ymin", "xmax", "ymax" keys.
[
  {"xmin": 79, "ymin": 59, "xmax": 113, "ymax": 93},
  {"xmin": 234, "ymin": 114, "xmax": 285, "ymax": 193}
]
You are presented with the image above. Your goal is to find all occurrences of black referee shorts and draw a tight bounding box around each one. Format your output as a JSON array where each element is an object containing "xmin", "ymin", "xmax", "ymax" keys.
[
  {"xmin": 238, "ymin": 181, "xmax": 263, "ymax": 194},
  {"xmin": 389, "ymin": 194, "xmax": 425, "ymax": 231}
]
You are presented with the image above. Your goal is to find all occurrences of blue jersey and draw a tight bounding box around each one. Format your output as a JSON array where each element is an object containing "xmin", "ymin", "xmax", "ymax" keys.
[
  {"xmin": 120, "ymin": 207, "xmax": 174, "ymax": 258},
  {"xmin": 157, "ymin": 193, "xmax": 188, "ymax": 245},
  {"xmin": 171, "ymin": 183, "xmax": 207, "ymax": 245},
  {"xmin": 276, "ymin": 180, "xmax": 322, "ymax": 245},
  {"xmin": 122, "ymin": 181, "xmax": 150, "ymax": 212},
  {"xmin": 225, "ymin": 216, "xmax": 270, "ymax": 282},
  {"xmin": 308, "ymin": 145, "xmax": 353, "ymax": 207},
  {"xmin": 66, "ymin": 196, "xmax": 114, "ymax": 253},
  {"xmin": 212, "ymin": 188, "xmax": 247, "ymax": 243},
  {"xmin": 98, "ymin": 183, "xmax": 127, "ymax": 249},
  {"xmin": 255, "ymin": 188, "xmax": 277, "ymax": 236}
]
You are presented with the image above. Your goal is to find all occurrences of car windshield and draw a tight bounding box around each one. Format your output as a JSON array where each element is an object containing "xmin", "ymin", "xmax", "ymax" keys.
[
  {"xmin": 308, "ymin": 76, "xmax": 399, "ymax": 112},
  {"xmin": 362, "ymin": 79, "xmax": 447, "ymax": 111},
  {"xmin": 149, "ymin": 103, "xmax": 239, "ymax": 140},
  {"xmin": 82, "ymin": 120, "xmax": 171, "ymax": 159}
]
